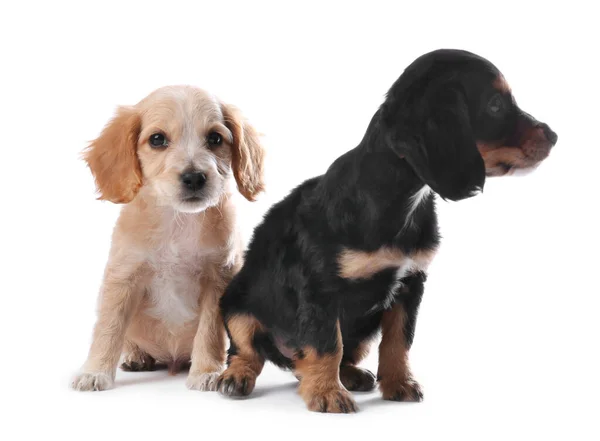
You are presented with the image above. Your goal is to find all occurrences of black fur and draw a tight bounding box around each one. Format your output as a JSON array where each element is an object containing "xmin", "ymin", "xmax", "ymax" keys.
[{"xmin": 219, "ymin": 49, "xmax": 557, "ymax": 403}]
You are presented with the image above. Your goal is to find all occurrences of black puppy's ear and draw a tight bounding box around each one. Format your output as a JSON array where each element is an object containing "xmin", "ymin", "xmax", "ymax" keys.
[{"xmin": 386, "ymin": 87, "xmax": 485, "ymax": 201}]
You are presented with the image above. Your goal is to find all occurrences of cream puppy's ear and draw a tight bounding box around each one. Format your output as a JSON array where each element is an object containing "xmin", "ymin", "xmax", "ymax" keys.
[
  {"xmin": 83, "ymin": 106, "xmax": 142, "ymax": 203},
  {"xmin": 221, "ymin": 103, "xmax": 265, "ymax": 201}
]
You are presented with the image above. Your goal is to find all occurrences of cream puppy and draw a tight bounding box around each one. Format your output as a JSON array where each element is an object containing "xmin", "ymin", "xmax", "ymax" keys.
[{"xmin": 71, "ymin": 86, "xmax": 264, "ymax": 391}]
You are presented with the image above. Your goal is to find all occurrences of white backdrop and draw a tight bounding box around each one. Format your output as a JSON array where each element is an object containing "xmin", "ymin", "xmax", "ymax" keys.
[{"xmin": 1, "ymin": 1, "xmax": 598, "ymax": 440}]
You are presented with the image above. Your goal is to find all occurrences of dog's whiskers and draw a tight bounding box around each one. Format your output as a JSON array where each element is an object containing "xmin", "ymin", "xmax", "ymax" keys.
[{"xmin": 173, "ymin": 210, "xmax": 184, "ymax": 230}]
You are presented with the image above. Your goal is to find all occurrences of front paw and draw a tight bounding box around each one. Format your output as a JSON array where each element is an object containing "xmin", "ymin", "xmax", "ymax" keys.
[
  {"xmin": 71, "ymin": 372, "xmax": 114, "ymax": 391},
  {"xmin": 186, "ymin": 371, "xmax": 221, "ymax": 391},
  {"xmin": 379, "ymin": 377, "xmax": 423, "ymax": 402},
  {"xmin": 216, "ymin": 366, "xmax": 257, "ymax": 397},
  {"xmin": 305, "ymin": 387, "xmax": 358, "ymax": 413}
]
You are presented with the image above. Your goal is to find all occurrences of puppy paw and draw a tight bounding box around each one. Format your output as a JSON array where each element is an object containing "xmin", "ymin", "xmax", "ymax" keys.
[
  {"xmin": 216, "ymin": 367, "xmax": 257, "ymax": 397},
  {"xmin": 186, "ymin": 371, "xmax": 221, "ymax": 391},
  {"xmin": 340, "ymin": 365, "xmax": 376, "ymax": 392},
  {"xmin": 379, "ymin": 377, "xmax": 423, "ymax": 402},
  {"xmin": 120, "ymin": 351, "xmax": 156, "ymax": 372},
  {"xmin": 306, "ymin": 388, "xmax": 358, "ymax": 413},
  {"xmin": 71, "ymin": 372, "xmax": 114, "ymax": 392}
]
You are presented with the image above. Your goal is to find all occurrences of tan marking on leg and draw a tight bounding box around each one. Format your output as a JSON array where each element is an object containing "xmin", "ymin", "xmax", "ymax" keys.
[
  {"xmin": 337, "ymin": 247, "xmax": 437, "ymax": 280},
  {"xmin": 378, "ymin": 304, "xmax": 423, "ymax": 401},
  {"xmin": 227, "ymin": 314, "xmax": 265, "ymax": 373},
  {"xmin": 294, "ymin": 322, "xmax": 357, "ymax": 413},
  {"xmin": 216, "ymin": 314, "xmax": 265, "ymax": 397}
]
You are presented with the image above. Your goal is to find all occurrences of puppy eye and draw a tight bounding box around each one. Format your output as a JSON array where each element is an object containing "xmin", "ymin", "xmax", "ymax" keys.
[
  {"xmin": 207, "ymin": 132, "xmax": 223, "ymax": 147},
  {"xmin": 487, "ymin": 94, "xmax": 506, "ymax": 116},
  {"xmin": 149, "ymin": 133, "xmax": 168, "ymax": 148}
]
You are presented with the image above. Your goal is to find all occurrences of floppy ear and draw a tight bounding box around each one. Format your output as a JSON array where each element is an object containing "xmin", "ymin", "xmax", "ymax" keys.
[
  {"xmin": 83, "ymin": 106, "xmax": 142, "ymax": 204},
  {"xmin": 221, "ymin": 103, "xmax": 265, "ymax": 201},
  {"xmin": 387, "ymin": 87, "xmax": 485, "ymax": 201}
]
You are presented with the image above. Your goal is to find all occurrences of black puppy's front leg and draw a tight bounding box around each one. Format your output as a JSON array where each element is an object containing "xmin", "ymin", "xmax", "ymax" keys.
[
  {"xmin": 293, "ymin": 298, "xmax": 357, "ymax": 413},
  {"xmin": 378, "ymin": 272, "xmax": 425, "ymax": 401}
]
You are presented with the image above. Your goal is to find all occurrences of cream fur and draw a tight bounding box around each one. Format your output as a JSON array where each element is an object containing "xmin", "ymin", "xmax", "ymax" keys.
[{"xmin": 72, "ymin": 86, "xmax": 264, "ymax": 392}]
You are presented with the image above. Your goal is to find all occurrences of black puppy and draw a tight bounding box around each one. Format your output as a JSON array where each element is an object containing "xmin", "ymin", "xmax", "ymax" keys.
[{"xmin": 216, "ymin": 49, "xmax": 557, "ymax": 413}]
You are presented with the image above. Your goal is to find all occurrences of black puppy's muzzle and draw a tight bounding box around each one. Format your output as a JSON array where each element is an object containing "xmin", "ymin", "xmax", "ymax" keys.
[
  {"xmin": 516, "ymin": 111, "xmax": 558, "ymax": 149},
  {"xmin": 479, "ymin": 111, "xmax": 558, "ymax": 177},
  {"xmin": 540, "ymin": 123, "xmax": 558, "ymax": 146}
]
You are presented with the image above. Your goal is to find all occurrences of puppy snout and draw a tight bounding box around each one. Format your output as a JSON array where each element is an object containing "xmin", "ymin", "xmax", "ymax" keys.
[
  {"xmin": 540, "ymin": 124, "xmax": 558, "ymax": 146},
  {"xmin": 181, "ymin": 171, "xmax": 207, "ymax": 192}
]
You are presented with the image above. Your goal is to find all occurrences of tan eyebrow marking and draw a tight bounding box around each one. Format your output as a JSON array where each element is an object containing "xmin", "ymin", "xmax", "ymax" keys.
[{"xmin": 493, "ymin": 75, "xmax": 511, "ymax": 94}]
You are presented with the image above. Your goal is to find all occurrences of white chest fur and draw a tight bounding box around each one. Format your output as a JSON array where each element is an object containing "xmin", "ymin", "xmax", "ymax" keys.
[
  {"xmin": 144, "ymin": 217, "xmax": 208, "ymax": 328},
  {"xmin": 381, "ymin": 258, "xmax": 424, "ymax": 311}
]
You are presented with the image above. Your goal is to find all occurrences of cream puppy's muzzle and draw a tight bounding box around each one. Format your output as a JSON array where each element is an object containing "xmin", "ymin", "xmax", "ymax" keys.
[{"xmin": 133, "ymin": 89, "xmax": 235, "ymax": 213}]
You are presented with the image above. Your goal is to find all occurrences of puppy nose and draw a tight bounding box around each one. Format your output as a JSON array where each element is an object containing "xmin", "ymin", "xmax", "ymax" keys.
[
  {"xmin": 541, "ymin": 124, "xmax": 558, "ymax": 146},
  {"xmin": 181, "ymin": 171, "xmax": 207, "ymax": 191}
]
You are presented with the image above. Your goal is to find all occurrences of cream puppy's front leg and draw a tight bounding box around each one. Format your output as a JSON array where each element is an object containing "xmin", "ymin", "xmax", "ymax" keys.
[
  {"xmin": 72, "ymin": 256, "xmax": 147, "ymax": 391},
  {"xmin": 186, "ymin": 270, "xmax": 227, "ymax": 391}
]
